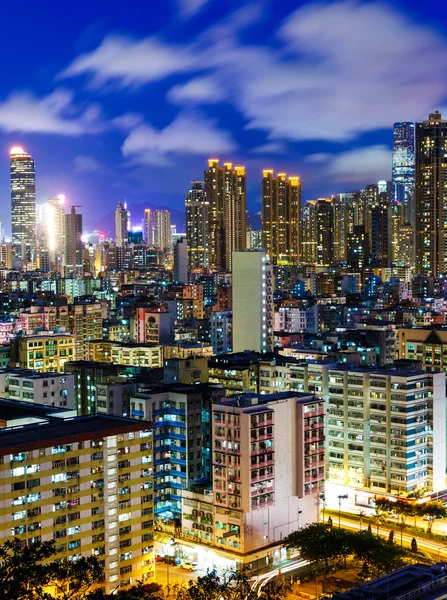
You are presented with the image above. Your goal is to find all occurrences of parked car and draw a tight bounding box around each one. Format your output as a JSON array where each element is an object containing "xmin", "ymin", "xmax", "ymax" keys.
[{"xmin": 181, "ymin": 561, "xmax": 198, "ymax": 571}]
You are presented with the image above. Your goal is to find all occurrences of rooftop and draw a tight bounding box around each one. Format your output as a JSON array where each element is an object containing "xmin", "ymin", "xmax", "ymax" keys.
[
  {"xmin": 219, "ymin": 391, "xmax": 320, "ymax": 410},
  {"xmin": 0, "ymin": 408, "xmax": 151, "ymax": 453}
]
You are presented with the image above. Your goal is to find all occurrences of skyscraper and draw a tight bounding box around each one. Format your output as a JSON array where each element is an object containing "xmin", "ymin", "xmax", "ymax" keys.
[
  {"xmin": 47, "ymin": 195, "xmax": 66, "ymax": 270},
  {"xmin": 205, "ymin": 160, "xmax": 246, "ymax": 271},
  {"xmin": 315, "ymin": 197, "xmax": 333, "ymax": 266},
  {"xmin": 153, "ymin": 209, "xmax": 171, "ymax": 251},
  {"xmin": 415, "ymin": 112, "xmax": 447, "ymax": 276},
  {"xmin": 10, "ymin": 146, "xmax": 36, "ymax": 261},
  {"xmin": 64, "ymin": 206, "xmax": 83, "ymax": 274},
  {"xmin": 301, "ymin": 200, "xmax": 317, "ymax": 263},
  {"xmin": 114, "ymin": 202, "xmax": 128, "ymax": 246},
  {"xmin": 261, "ymin": 171, "xmax": 301, "ymax": 265},
  {"xmin": 185, "ymin": 180, "xmax": 209, "ymax": 271},
  {"xmin": 143, "ymin": 208, "xmax": 153, "ymax": 245},
  {"xmin": 392, "ymin": 122, "xmax": 415, "ymax": 223},
  {"xmin": 232, "ymin": 250, "xmax": 274, "ymax": 353}
]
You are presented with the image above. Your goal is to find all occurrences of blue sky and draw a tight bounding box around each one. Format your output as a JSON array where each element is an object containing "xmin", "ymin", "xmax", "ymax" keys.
[{"xmin": 0, "ymin": 0, "xmax": 446, "ymax": 234}]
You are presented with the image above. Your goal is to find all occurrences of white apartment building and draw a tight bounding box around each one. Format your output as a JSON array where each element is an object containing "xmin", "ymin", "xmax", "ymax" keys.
[
  {"xmin": 0, "ymin": 369, "xmax": 75, "ymax": 409},
  {"xmin": 232, "ymin": 250, "xmax": 274, "ymax": 353},
  {"xmin": 180, "ymin": 391, "xmax": 325, "ymax": 569},
  {"xmin": 325, "ymin": 367, "xmax": 446, "ymax": 510}
]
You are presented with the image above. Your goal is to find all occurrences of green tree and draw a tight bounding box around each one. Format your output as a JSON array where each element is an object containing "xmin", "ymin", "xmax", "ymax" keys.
[
  {"xmin": 411, "ymin": 538, "xmax": 418, "ymax": 553},
  {"xmin": 348, "ymin": 530, "xmax": 407, "ymax": 577},
  {"xmin": 258, "ymin": 579, "xmax": 290, "ymax": 600},
  {"xmin": 48, "ymin": 555, "xmax": 104, "ymax": 600},
  {"xmin": 418, "ymin": 501, "xmax": 447, "ymax": 533},
  {"xmin": 388, "ymin": 530, "xmax": 394, "ymax": 544},
  {"xmin": 283, "ymin": 523, "xmax": 345, "ymax": 572},
  {"xmin": 185, "ymin": 570, "xmax": 225, "ymax": 600},
  {"xmin": 0, "ymin": 538, "xmax": 55, "ymax": 600},
  {"xmin": 224, "ymin": 568, "xmax": 258, "ymax": 600}
]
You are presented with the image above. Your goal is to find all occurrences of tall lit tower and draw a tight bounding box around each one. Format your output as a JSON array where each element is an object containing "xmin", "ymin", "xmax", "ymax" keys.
[
  {"xmin": 65, "ymin": 206, "xmax": 83, "ymax": 274},
  {"xmin": 204, "ymin": 160, "xmax": 247, "ymax": 271},
  {"xmin": 154, "ymin": 210, "xmax": 171, "ymax": 251},
  {"xmin": 10, "ymin": 146, "xmax": 36, "ymax": 261},
  {"xmin": 47, "ymin": 195, "xmax": 66, "ymax": 269},
  {"xmin": 143, "ymin": 209, "xmax": 153, "ymax": 245},
  {"xmin": 415, "ymin": 112, "xmax": 447, "ymax": 275},
  {"xmin": 186, "ymin": 180, "xmax": 209, "ymax": 271},
  {"xmin": 114, "ymin": 203, "xmax": 128, "ymax": 246},
  {"xmin": 392, "ymin": 122, "xmax": 415, "ymax": 223},
  {"xmin": 261, "ymin": 171, "xmax": 301, "ymax": 264}
]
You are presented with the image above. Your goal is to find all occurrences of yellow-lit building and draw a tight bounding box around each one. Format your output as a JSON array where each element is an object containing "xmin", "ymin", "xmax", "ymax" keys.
[
  {"xmin": 163, "ymin": 342, "xmax": 214, "ymax": 360},
  {"xmin": 0, "ymin": 408, "xmax": 154, "ymax": 593},
  {"xmin": 69, "ymin": 303, "xmax": 103, "ymax": 361},
  {"xmin": 10, "ymin": 333, "xmax": 75, "ymax": 372},
  {"xmin": 88, "ymin": 341, "xmax": 163, "ymax": 368},
  {"xmin": 262, "ymin": 171, "xmax": 301, "ymax": 264},
  {"xmin": 205, "ymin": 160, "xmax": 246, "ymax": 271}
]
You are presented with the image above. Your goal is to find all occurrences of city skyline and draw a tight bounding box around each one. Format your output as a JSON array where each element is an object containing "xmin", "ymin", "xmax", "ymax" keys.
[{"xmin": 0, "ymin": 0, "xmax": 446, "ymax": 233}]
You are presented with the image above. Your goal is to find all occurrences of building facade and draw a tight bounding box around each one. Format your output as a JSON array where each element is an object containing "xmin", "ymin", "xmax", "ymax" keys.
[{"xmin": 10, "ymin": 146, "xmax": 36, "ymax": 262}]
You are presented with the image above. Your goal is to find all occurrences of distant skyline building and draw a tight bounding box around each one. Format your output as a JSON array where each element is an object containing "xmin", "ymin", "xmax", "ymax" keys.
[
  {"xmin": 10, "ymin": 146, "xmax": 36, "ymax": 261},
  {"xmin": 153, "ymin": 209, "xmax": 171, "ymax": 251},
  {"xmin": 415, "ymin": 111, "xmax": 447, "ymax": 276},
  {"xmin": 262, "ymin": 171, "xmax": 301, "ymax": 265},
  {"xmin": 114, "ymin": 202, "xmax": 128, "ymax": 247},
  {"xmin": 143, "ymin": 208, "xmax": 153, "ymax": 245},
  {"xmin": 205, "ymin": 160, "xmax": 246, "ymax": 272},
  {"xmin": 315, "ymin": 197, "xmax": 333, "ymax": 266},
  {"xmin": 392, "ymin": 122, "xmax": 415, "ymax": 223},
  {"xmin": 64, "ymin": 206, "xmax": 83, "ymax": 274},
  {"xmin": 186, "ymin": 180, "xmax": 209, "ymax": 271}
]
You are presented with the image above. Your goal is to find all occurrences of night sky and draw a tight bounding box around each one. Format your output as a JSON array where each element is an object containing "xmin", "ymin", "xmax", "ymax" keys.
[{"xmin": 0, "ymin": 0, "xmax": 446, "ymax": 234}]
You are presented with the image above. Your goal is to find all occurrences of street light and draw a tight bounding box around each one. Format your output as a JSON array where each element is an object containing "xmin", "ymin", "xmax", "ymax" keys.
[{"xmin": 338, "ymin": 494, "xmax": 348, "ymax": 529}]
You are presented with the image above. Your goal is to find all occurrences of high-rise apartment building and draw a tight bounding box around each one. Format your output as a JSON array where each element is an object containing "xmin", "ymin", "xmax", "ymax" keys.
[
  {"xmin": 0, "ymin": 408, "xmax": 155, "ymax": 593},
  {"xmin": 415, "ymin": 112, "xmax": 447, "ymax": 275},
  {"xmin": 393, "ymin": 122, "xmax": 415, "ymax": 224},
  {"xmin": 10, "ymin": 146, "xmax": 36, "ymax": 261},
  {"xmin": 69, "ymin": 300, "xmax": 103, "ymax": 361},
  {"xmin": 153, "ymin": 210, "xmax": 171, "ymax": 252},
  {"xmin": 347, "ymin": 225, "xmax": 370, "ymax": 273},
  {"xmin": 115, "ymin": 203, "xmax": 128, "ymax": 247},
  {"xmin": 143, "ymin": 209, "xmax": 153, "ymax": 245},
  {"xmin": 332, "ymin": 194, "xmax": 353, "ymax": 264},
  {"xmin": 302, "ymin": 200, "xmax": 317, "ymax": 263},
  {"xmin": 143, "ymin": 384, "xmax": 225, "ymax": 518},
  {"xmin": 325, "ymin": 367, "xmax": 445, "ymax": 502},
  {"xmin": 181, "ymin": 391, "xmax": 324, "ymax": 561},
  {"xmin": 46, "ymin": 195, "xmax": 66, "ymax": 269},
  {"xmin": 261, "ymin": 171, "xmax": 301, "ymax": 264},
  {"xmin": 64, "ymin": 207, "xmax": 83, "ymax": 274},
  {"xmin": 315, "ymin": 198, "xmax": 334, "ymax": 266},
  {"xmin": 232, "ymin": 250, "xmax": 274, "ymax": 353},
  {"xmin": 186, "ymin": 181, "xmax": 209, "ymax": 271},
  {"xmin": 205, "ymin": 160, "xmax": 246, "ymax": 271}
]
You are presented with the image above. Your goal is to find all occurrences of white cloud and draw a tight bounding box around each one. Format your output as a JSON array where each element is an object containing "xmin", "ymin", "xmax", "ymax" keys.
[
  {"xmin": 251, "ymin": 142, "xmax": 286, "ymax": 155},
  {"xmin": 309, "ymin": 145, "xmax": 391, "ymax": 183},
  {"xmin": 177, "ymin": 0, "xmax": 209, "ymax": 18},
  {"xmin": 74, "ymin": 155, "xmax": 110, "ymax": 175},
  {"xmin": 121, "ymin": 112, "xmax": 236, "ymax": 165},
  {"xmin": 168, "ymin": 76, "xmax": 224, "ymax": 104},
  {"xmin": 60, "ymin": 35, "xmax": 195, "ymax": 88},
  {"xmin": 58, "ymin": 0, "xmax": 447, "ymax": 152},
  {"xmin": 0, "ymin": 89, "xmax": 103, "ymax": 135}
]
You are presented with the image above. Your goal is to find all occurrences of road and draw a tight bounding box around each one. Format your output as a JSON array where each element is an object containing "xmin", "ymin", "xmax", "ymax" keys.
[
  {"xmin": 251, "ymin": 559, "xmax": 309, "ymax": 597},
  {"xmin": 338, "ymin": 516, "xmax": 447, "ymax": 560},
  {"xmin": 154, "ymin": 563, "xmax": 200, "ymax": 588}
]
